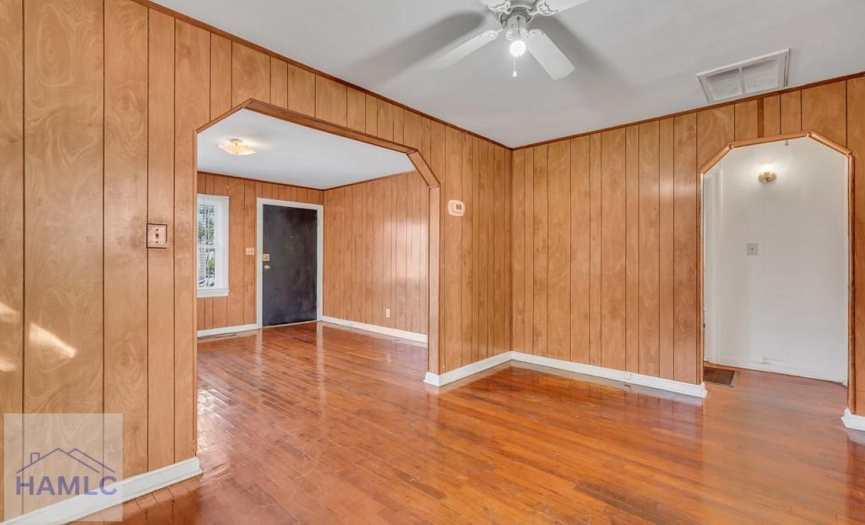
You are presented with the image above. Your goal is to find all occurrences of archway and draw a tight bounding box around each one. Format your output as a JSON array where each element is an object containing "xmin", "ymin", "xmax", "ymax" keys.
[
  {"xmin": 698, "ymin": 131, "xmax": 855, "ymax": 413},
  {"xmin": 194, "ymin": 97, "xmax": 444, "ymax": 385}
]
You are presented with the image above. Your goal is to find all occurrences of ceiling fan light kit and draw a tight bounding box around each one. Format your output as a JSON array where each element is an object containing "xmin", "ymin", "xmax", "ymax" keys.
[{"xmin": 430, "ymin": 0, "xmax": 584, "ymax": 80}]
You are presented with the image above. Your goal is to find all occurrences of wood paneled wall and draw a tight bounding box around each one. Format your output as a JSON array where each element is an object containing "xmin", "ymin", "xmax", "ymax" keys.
[
  {"xmin": 513, "ymin": 78, "xmax": 865, "ymax": 393},
  {"xmin": 323, "ymin": 172, "xmax": 429, "ymax": 334},
  {"xmin": 195, "ymin": 173, "xmax": 323, "ymax": 332},
  {"xmin": 0, "ymin": 0, "xmax": 510, "ymax": 515}
]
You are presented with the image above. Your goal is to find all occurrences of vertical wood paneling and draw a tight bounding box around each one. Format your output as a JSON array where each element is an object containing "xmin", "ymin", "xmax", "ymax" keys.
[
  {"xmin": 346, "ymin": 87, "xmax": 366, "ymax": 132},
  {"xmin": 287, "ymin": 64, "xmax": 315, "ymax": 116},
  {"xmin": 638, "ymin": 122, "xmax": 661, "ymax": 377},
  {"xmin": 763, "ymin": 95, "xmax": 781, "ymax": 137},
  {"xmin": 475, "ymin": 139, "xmax": 488, "ymax": 357},
  {"xmin": 365, "ymin": 95, "xmax": 378, "ymax": 136},
  {"xmin": 209, "ymin": 176, "xmax": 228, "ymax": 329},
  {"xmin": 532, "ymin": 145, "xmax": 549, "ymax": 356},
  {"xmin": 672, "ymin": 114, "xmax": 698, "ymax": 384},
  {"xmin": 0, "ymin": 0, "xmax": 23, "ymax": 516},
  {"xmin": 658, "ymin": 118, "xmax": 675, "ymax": 379},
  {"xmin": 146, "ymin": 8, "xmax": 175, "ymax": 470},
  {"xmin": 174, "ymin": 19, "xmax": 209, "ymax": 461},
  {"xmin": 569, "ymin": 137, "xmax": 591, "ymax": 364},
  {"xmin": 802, "ymin": 82, "xmax": 848, "ymax": 146},
  {"xmin": 492, "ymin": 146, "xmax": 505, "ymax": 356},
  {"xmin": 625, "ymin": 126, "xmax": 639, "ymax": 372},
  {"xmin": 315, "ymin": 75, "xmax": 347, "ymax": 127},
  {"xmin": 230, "ymin": 42, "xmax": 269, "ymax": 105},
  {"xmin": 523, "ymin": 147, "xmax": 534, "ymax": 355},
  {"xmin": 226, "ymin": 177, "xmax": 245, "ymax": 326},
  {"xmin": 849, "ymin": 78, "xmax": 865, "ymax": 407},
  {"xmin": 444, "ymin": 128, "xmax": 462, "ymax": 368},
  {"xmin": 460, "ymin": 134, "xmax": 474, "ymax": 364},
  {"xmin": 322, "ymin": 173, "xmax": 428, "ymax": 334},
  {"xmin": 243, "ymin": 179, "xmax": 257, "ymax": 324},
  {"xmin": 511, "ymin": 149, "xmax": 526, "ymax": 352},
  {"xmin": 377, "ymin": 100, "xmax": 395, "ymax": 142},
  {"xmin": 269, "ymin": 58, "xmax": 287, "ymax": 109},
  {"xmin": 600, "ymin": 130, "xmax": 627, "ymax": 371},
  {"xmin": 735, "ymin": 100, "xmax": 759, "ymax": 140},
  {"xmin": 781, "ymin": 91, "xmax": 802, "ymax": 133},
  {"xmin": 547, "ymin": 141, "xmax": 570, "ymax": 360},
  {"xmin": 104, "ymin": 0, "xmax": 148, "ymax": 477},
  {"xmin": 24, "ymin": 0, "xmax": 105, "ymax": 413},
  {"xmin": 209, "ymin": 35, "xmax": 231, "ymax": 117},
  {"xmin": 589, "ymin": 134, "xmax": 602, "ymax": 366}
]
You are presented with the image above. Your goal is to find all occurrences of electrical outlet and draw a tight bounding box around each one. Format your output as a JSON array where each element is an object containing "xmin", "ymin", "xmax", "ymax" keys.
[
  {"xmin": 385, "ymin": 308, "xmax": 391, "ymax": 318},
  {"xmin": 746, "ymin": 243, "xmax": 759, "ymax": 256},
  {"xmin": 245, "ymin": 247, "xmax": 255, "ymax": 256}
]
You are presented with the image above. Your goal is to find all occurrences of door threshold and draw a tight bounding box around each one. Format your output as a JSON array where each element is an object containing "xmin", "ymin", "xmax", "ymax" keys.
[{"xmin": 261, "ymin": 319, "xmax": 319, "ymax": 330}]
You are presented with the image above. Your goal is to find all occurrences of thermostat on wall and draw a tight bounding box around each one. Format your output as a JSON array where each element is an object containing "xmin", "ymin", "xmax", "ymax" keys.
[{"xmin": 448, "ymin": 200, "xmax": 465, "ymax": 217}]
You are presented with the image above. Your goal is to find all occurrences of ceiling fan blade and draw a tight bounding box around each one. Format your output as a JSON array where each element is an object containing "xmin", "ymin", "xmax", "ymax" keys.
[
  {"xmin": 475, "ymin": 0, "xmax": 511, "ymax": 13},
  {"xmin": 429, "ymin": 30, "xmax": 501, "ymax": 71},
  {"xmin": 535, "ymin": 0, "xmax": 592, "ymax": 16},
  {"xmin": 527, "ymin": 29, "xmax": 575, "ymax": 80}
]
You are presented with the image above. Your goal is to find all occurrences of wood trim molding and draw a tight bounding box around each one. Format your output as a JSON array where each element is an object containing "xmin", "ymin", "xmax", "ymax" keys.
[
  {"xmin": 698, "ymin": 131, "xmax": 853, "ymax": 174},
  {"xmin": 697, "ymin": 131, "xmax": 856, "ymax": 411}
]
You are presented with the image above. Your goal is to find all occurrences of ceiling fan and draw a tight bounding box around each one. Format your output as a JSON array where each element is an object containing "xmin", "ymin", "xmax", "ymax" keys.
[{"xmin": 430, "ymin": 0, "xmax": 590, "ymax": 80}]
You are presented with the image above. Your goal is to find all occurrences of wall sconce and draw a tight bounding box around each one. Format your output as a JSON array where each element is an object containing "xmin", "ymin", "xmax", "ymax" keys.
[{"xmin": 758, "ymin": 162, "xmax": 777, "ymax": 184}]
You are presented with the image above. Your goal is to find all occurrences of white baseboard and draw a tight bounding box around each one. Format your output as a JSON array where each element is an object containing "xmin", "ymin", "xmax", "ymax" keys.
[
  {"xmin": 424, "ymin": 351, "xmax": 707, "ymax": 399},
  {"xmin": 842, "ymin": 409, "xmax": 865, "ymax": 432},
  {"xmin": 423, "ymin": 352, "xmax": 512, "ymax": 386},
  {"xmin": 322, "ymin": 316, "xmax": 427, "ymax": 344},
  {"xmin": 3, "ymin": 457, "xmax": 202, "ymax": 525},
  {"xmin": 708, "ymin": 356, "xmax": 846, "ymax": 384},
  {"xmin": 197, "ymin": 323, "xmax": 259, "ymax": 338},
  {"xmin": 511, "ymin": 352, "xmax": 708, "ymax": 398}
]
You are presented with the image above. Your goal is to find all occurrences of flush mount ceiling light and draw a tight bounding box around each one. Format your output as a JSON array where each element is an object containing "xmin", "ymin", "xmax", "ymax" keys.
[{"xmin": 218, "ymin": 138, "xmax": 256, "ymax": 156}]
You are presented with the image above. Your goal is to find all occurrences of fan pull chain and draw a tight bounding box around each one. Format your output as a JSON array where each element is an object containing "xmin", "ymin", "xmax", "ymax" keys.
[{"xmin": 513, "ymin": 55, "xmax": 518, "ymax": 78}]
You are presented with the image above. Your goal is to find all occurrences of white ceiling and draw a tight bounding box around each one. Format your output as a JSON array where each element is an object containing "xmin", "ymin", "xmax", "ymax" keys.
[
  {"xmin": 159, "ymin": 0, "xmax": 865, "ymax": 148},
  {"xmin": 198, "ymin": 109, "xmax": 415, "ymax": 189}
]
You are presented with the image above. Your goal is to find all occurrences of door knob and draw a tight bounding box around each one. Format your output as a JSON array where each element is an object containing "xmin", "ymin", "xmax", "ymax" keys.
[{"xmin": 264, "ymin": 264, "xmax": 271, "ymax": 270}]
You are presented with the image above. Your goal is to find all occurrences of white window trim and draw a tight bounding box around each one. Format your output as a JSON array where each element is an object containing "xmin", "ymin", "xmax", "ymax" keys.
[{"xmin": 197, "ymin": 194, "xmax": 230, "ymax": 298}]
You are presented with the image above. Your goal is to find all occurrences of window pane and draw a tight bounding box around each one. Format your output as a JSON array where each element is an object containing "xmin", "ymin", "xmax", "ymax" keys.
[
  {"xmin": 197, "ymin": 195, "xmax": 228, "ymax": 293},
  {"xmin": 197, "ymin": 202, "xmax": 217, "ymax": 288}
]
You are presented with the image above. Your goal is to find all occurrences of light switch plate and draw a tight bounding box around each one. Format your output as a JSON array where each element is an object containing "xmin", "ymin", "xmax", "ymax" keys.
[
  {"xmin": 245, "ymin": 247, "xmax": 255, "ymax": 256},
  {"xmin": 746, "ymin": 243, "xmax": 759, "ymax": 256},
  {"xmin": 146, "ymin": 224, "xmax": 168, "ymax": 249}
]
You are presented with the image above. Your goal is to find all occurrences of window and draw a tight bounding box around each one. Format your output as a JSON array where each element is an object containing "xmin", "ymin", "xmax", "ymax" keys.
[{"xmin": 197, "ymin": 194, "xmax": 229, "ymax": 297}]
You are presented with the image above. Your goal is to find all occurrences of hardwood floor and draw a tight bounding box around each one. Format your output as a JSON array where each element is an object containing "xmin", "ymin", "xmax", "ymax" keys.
[{"xmin": 99, "ymin": 322, "xmax": 863, "ymax": 524}]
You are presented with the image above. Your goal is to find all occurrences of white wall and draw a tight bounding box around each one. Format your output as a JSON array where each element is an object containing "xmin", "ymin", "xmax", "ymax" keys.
[{"xmin": 704, "ymin": 138, "xmax": 849, "ymax": 383}]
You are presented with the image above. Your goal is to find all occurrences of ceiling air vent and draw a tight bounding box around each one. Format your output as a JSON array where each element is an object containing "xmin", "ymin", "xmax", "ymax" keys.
[{"xmin": 697, "ymin": 50, "xmax": 789, "ymax": 103}]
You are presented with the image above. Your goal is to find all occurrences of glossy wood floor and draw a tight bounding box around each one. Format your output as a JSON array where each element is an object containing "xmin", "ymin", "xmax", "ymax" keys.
[{"xmin": 97, "ymin": 323, "xmax": 864, "ymax": 524}]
